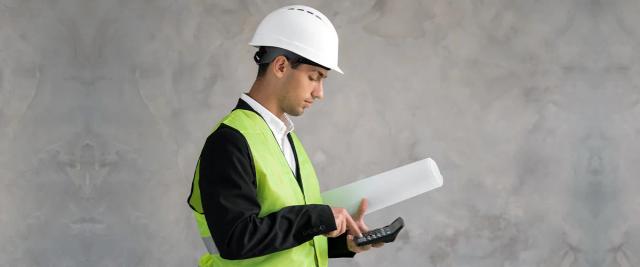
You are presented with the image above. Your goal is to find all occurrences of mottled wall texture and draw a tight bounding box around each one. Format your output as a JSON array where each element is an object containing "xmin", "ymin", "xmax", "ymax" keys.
[{"xmin": 1, "ymin": 0, "xmax": 639, "ymax": 266}]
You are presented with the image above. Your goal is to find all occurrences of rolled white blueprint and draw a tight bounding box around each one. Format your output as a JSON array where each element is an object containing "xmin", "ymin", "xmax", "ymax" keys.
[{"xmin": 321, "ymin": 158, "xmax": 443, "ymax": 215}]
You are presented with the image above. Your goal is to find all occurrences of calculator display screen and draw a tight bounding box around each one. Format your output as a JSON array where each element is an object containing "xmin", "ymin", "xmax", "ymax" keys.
[{"xmin": 389, "ymin": 219, "xmax": 402, "ymax": 231}]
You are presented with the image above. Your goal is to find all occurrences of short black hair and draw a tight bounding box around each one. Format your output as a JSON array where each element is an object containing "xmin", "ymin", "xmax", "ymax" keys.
[{"xmin": 254, "ymin": 46, "xmax": 328, "ymax": 78}]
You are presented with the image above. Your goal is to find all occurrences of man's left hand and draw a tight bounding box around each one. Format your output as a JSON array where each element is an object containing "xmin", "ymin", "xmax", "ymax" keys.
[{"xmin": 346, "ymin": 198, "xmax": 384, "ymax": 253}]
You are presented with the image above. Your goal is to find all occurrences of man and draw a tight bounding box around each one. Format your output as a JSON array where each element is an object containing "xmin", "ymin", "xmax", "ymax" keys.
[{"xmin": 187, "ymin": 5, "xmax": 382, "ymax": 267}]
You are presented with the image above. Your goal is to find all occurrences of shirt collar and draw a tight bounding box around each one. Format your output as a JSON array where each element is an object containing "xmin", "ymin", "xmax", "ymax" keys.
[{"xmin": 240, "ymin": 93, "xmax": 294, "ymax": 138}]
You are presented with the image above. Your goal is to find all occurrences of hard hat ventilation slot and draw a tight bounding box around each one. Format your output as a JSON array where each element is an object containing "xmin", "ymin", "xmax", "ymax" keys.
[{"xmin": 286, "ymin": 7, "xmax": 324, "ymax": 22}]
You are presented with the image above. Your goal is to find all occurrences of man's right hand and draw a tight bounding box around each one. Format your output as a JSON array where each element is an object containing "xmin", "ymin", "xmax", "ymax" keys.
[{"xmin": 324, "ymin": 207, "xmax": 362, "ymax": 238}]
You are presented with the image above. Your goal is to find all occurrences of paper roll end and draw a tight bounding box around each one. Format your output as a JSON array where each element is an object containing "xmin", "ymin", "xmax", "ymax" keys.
[{"xmin": 426, "ymin": 158, "xmax": 444, "ymax": 187}]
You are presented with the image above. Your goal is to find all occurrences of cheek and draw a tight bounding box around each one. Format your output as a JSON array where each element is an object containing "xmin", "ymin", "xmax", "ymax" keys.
[
  {"xmin": 293, "ymin": 76, "xmax": 312, "ymax": 97},
  {"xmin": 302, "ymin": 78, "xmax": 316, "ymax": 94}
]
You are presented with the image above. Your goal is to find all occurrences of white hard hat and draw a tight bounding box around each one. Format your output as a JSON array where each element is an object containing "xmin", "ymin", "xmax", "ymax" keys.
[{"xmin": 249, "ymin": 5, "xmax": 343, "ymax": 74}]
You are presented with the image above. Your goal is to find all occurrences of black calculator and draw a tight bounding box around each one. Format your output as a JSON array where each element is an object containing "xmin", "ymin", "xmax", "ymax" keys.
[{"xmin": 355, "ymin": 217, "xmax": 404, "ymax": 246}]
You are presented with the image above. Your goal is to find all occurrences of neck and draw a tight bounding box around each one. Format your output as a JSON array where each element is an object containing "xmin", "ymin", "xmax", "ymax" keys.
[{"xmin": 247, "ymin": 79, "xmax": 286, "ymax": 121}]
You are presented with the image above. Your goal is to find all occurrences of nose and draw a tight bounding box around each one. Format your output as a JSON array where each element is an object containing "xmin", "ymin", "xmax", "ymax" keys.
[{"xmin": 312, "ymin": 80, "xmax": 324, "ymax": 100}]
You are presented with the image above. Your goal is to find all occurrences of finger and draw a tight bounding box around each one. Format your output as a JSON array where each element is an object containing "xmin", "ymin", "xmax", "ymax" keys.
[
  {"xmin": 354, "ymin": 198, "xmax": 368, "ymax": 221},
  {"xmin": 358, "ymin": 222, "xmax": 369, "ymax": 233},
  {"xmin": 346, "ymin": 234, "xmax": 357, "ymax": 253},
  {"xmin": 325, "ymin": 230, "xmax": 338, "ymax": 237},
  {"xmin": 336, "ymin": 219, "xmax": 345, "ymax": 236},
  {"xmin": 372, "ymin": 242, "xmax": 385, "ymax": 248},
  {"xmin": 346, "ymin": 216, "xmax": 361, "ymax": 237},
  {"xmin": 346, "ymin": 235, "xmax": 362, "ymax": 253},
  {"xmin": 348, "ymin": 235, "xmax": 371, "ymax": 252},
  {"xmin": 345, "ymin": 215, "xmax": 362, "ymax": 237},
  {"xmin": 327, "ymin": 227, "xmax": 342, "ymax": 237}
]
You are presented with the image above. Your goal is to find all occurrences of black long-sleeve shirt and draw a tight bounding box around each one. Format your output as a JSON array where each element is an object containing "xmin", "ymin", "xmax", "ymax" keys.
[{"xmin": 196, "ymin": 99, "xmax": 355, "ymax": 260}]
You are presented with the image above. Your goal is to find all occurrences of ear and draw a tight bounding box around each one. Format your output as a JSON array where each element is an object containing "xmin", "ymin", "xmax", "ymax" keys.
[{"xmin": 270, "ymin": 55, "xmax": 288, "ymax": 78}]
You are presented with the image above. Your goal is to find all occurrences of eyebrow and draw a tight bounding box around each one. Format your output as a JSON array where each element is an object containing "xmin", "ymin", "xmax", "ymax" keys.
[{"xmin": 316, "ymin": 70, "xmax": 327, "ymax": 79}]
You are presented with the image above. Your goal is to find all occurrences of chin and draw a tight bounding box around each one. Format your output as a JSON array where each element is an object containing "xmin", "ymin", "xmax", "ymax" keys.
[{"xmin": 288, "ymin": 109, "xmax": 304, "ymax": 117}]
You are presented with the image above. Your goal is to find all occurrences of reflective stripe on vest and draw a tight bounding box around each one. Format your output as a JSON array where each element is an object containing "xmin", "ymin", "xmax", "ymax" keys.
[
  {"xmin": 188, "ymin": 109, "xmax": 328, "ymax": 267},
  {"xmin": 202, "ymin": 236, "xmax": 218, "ymax": 255}
]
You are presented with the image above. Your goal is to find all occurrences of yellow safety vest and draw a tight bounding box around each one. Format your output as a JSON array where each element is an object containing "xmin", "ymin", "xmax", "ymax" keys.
[{"xmin": 188, "ymin": 109, "xmax": 328, "ymax": 267}]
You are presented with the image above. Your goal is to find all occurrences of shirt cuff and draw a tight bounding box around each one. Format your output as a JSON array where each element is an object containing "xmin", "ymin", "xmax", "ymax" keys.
[
  {"xmin": 327, "ymin": 233, "xmax": 356, "ymax": 258},
  {"xmin": 310, "ymin": 205, "xmax": 356, "ymax": 258}
]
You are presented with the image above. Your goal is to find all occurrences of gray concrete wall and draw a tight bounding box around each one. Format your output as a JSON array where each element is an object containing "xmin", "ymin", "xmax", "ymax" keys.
[{"xmin": 1, "ymin": 0, "xmax": 639, "ymax": 266}]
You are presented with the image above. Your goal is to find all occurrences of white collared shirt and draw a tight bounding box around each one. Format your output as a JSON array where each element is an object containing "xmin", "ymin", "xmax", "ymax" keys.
[{"xmin": 240, "ymin": 94, "xmax": 297, "ymax": 173}]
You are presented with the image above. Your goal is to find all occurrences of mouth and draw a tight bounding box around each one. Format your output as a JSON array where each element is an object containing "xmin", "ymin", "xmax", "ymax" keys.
[{"xmin": 304, "ymin": 100, "xmax": 314, "ymax": 106}]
